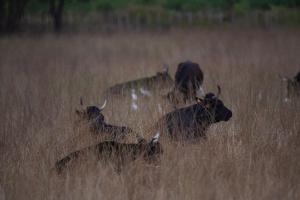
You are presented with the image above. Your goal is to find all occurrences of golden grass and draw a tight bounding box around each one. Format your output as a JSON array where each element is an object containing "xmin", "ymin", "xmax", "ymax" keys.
[{"xmin": 0, "ymin": 28, "xmax": 300, "ymax": 200}]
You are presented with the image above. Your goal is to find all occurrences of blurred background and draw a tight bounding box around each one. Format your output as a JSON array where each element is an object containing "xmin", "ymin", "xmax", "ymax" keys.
[{"xmin": 1, "ymin": 0, "xmax": 300, "ymax": 33}]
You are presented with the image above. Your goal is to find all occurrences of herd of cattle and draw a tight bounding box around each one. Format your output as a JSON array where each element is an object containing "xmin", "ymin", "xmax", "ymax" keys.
[{"xmin": 55, "ymin": 61, "xmax": 300, "ymax": 173}]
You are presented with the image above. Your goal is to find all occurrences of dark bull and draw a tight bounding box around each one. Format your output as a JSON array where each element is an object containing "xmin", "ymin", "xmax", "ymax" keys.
[
  {"xmin": 103, "ymin": 65, "xmax": 174, "ymax": 97},
  {"xmin": 167, "ymin": 61, "xmax": 204, "ymax": 105},
  {"xmin": 156, "ymin": 86, "xmax": 232, "ymax": 140}
]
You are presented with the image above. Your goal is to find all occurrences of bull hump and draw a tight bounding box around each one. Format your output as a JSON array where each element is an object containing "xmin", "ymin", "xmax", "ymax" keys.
[
  {"xmin": 166, "ymin": 105, "xmax": 199, "ymax": 119},
  {"xmin": 176, "ymin": 65, "xmax": 202, "ymax": 78}
]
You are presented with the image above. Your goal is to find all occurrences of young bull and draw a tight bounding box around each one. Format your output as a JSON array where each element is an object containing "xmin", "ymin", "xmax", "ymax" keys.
[
  {"xmin": 103, "ymin": 65, "xmax": 174, "ymax": 98},
  {"xmin": 167, "ymin": 61, "xmax": 205, "ymax": 106},
  {"xmin": 75, "ymin": 99, "xmax": 139, "ymax": 141},
  {"xmin": 55, "ymin": 133, "xmax": 162, "ymax": 174},
  {"xmin": 155, "ymin": 86, "xmax": 232, "ymax": 141}
]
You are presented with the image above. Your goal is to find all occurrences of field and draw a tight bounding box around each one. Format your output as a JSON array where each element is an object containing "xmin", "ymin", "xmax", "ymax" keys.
[{"xmin": 0, "ymin": 28, "xmax": 300, "ymax": 200}]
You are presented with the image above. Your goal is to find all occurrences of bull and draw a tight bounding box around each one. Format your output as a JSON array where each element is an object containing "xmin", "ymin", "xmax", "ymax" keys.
[
  {"xmin": 167, "ymin": 61, "xmax": 204, "ymax": 106},
  {"xmin": 155, "ymin": 86, "xmax": 232, "ymax": 141},
  {"xmin": 103, "ymin": 65, "xmax": 174, "ymax": 98},
  {"xmin": 55, "ymin": 133, "xmax": 162, "ymax": 173}
]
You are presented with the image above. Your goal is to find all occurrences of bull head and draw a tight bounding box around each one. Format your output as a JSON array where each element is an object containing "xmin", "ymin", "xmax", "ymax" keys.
[
  {"xmin": 196, "ymin": 85, "xmax": 221, "ymax": 104},
  {"xmin": 75, "ymin": 98, "xmax": 107, "ymax": 122},
  {"xmin": 196, "ymin": 86, "xmax": 232, "ymax": 122}
]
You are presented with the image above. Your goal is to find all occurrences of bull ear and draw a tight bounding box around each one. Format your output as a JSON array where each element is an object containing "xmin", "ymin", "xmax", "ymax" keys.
[
  {"xmin": 99, "ymin": 99, "xmax": 107, "ymax": 110},
  {"xmin": 151, "ymin": 132, "xmax": 160, "ymax": 143}
]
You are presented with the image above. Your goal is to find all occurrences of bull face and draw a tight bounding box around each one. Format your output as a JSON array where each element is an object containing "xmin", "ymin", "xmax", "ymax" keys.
[
  {"xmin": 144, "ymin": 133, "xmax": 163, "ymax": 161},
  {"xmin": 76, "ymin": 106, "xmax": 105, "ymax": 122},
  {"xmin": 198, "ymin": 92, "xmax": 232, "ymax": 123},
  {"xmin": 75, "ymin": 99, "xmax": 107, "ymax": 130}
]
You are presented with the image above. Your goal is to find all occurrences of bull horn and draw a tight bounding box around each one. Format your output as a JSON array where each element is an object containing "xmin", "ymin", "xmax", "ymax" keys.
[
  {"xmin": 99, "ymin": 99, "xmax": 107, "ymax": 110},
  {"xmin": 216, "ymin": 85, "xmax": 221, "ymax": 98}
]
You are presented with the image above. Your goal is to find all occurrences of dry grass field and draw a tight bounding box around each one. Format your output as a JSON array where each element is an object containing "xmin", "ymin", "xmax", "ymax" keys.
[{"xmin": 0, "ymin": 28, "xmax": 300, "ymax": 200}]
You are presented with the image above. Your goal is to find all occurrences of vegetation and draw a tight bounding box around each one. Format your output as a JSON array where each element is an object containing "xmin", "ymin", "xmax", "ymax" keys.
[
  {"xmin": 26, "ymin": 0, "xmax": 300, "ymax": 13},
  {"xmin": 0, "ymin": 0, "xmax": 300, "ymax": 32},
  {"xmin": 1, "ymin": 28, "xmax": 300, "ymax": 199}
]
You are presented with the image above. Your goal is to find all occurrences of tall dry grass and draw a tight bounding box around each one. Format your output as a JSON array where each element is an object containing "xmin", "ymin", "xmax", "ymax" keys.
[{"xmin": 0, "ymin": 28, "xmax": 300, "ymax": 200}]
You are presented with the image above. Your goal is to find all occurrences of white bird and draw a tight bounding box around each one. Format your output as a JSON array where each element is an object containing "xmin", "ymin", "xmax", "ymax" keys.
[
  {"xmin": 284, "ymin": 97, "xmax": 290, "ymax": 103},
  {"xmin": 131, "ymin": 102, "xmax": 138, "ymax": 111},
  {"xmin": 140, "ymin": 87, "xmax": 151, "ymax": 97},
  {"xmin": 157, "ymin": 103, "xmax": 163, "ymax": 114},
  {"xmin": 152, "ymin": 132, "xmax": 160, "ymax": 143},
  {"xmin": 131, "ymin": 89, "xmax": 138, "ymax": 101}
]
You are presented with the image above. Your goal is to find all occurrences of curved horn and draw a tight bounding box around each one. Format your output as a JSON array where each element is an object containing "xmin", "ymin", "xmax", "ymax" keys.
[
  {"xmin": 99, "ymin": 99, "xmax": 107, "ymax": 110},
  {"xmin": 216, "ymin": 85, "xmax": 221, "ymax": 98}
]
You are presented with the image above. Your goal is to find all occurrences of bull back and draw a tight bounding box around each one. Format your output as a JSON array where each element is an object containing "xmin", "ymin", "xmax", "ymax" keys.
[
  {"xmin": 55, "ymin": 137, "xmax": 162, "ymax": 174},
  {"xmin": 103, "ymin": 70, "xmax": 174, "ymax": 97}
]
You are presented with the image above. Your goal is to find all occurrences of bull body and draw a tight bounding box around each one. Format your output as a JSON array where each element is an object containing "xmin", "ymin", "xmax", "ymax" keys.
[
  {"xmin": 156, "ymin": 92, "xmax": 232, "ymax": 141},
  {"xmin": 103, "ymin": 68, "xmax": 174, "ymax": 97},
  {"xmin": 55, "ymin": 135, "xmax": 162, "ymax": 173}
]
